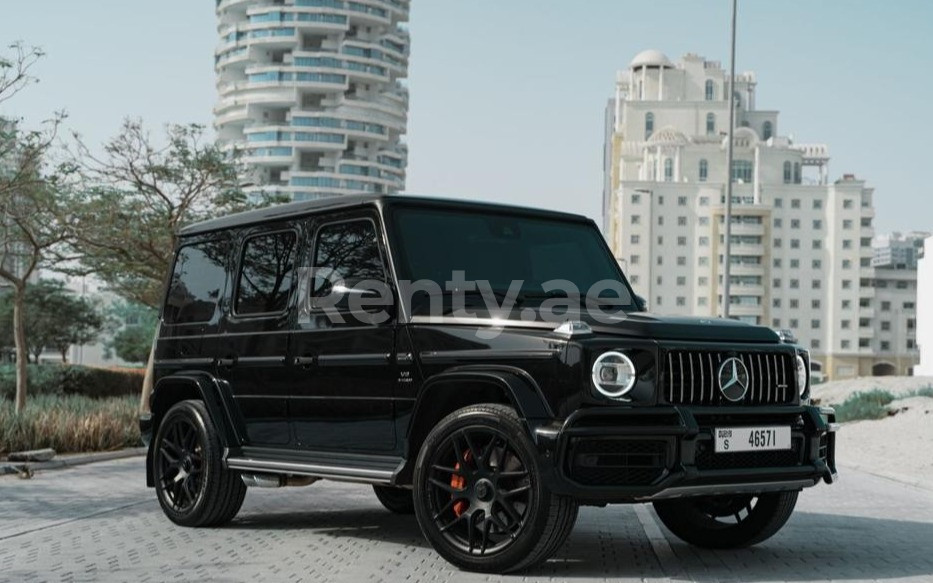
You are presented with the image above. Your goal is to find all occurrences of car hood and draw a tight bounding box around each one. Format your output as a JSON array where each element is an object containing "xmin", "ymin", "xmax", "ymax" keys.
[{"xmin": 585, "ymin": 312, "xmax": 781, "ymax": 343}]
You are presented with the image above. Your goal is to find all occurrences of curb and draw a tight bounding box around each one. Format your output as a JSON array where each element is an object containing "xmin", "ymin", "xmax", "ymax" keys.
[{"xmin": 0, "ymin": 447, "xmax": 147, "ymax": 476}]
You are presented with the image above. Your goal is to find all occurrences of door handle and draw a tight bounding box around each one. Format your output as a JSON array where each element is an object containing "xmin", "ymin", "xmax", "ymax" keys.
[
  {"xmin": 292, "ymin": 355, "xmax": 315, "ymax": 367},
  {"xmin": 217, "ymin": 356, "xmax": 237, "ymax": 368}
]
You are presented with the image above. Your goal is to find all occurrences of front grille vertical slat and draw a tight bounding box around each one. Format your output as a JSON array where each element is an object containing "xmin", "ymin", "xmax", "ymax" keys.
[
  {"xmin": 698, "ymin": 352, "xmax": 705, "ymax": 405},
  {"xmin": 765, "ymin": 353, "xmax": 772, "ymax": 404},
  {"xmin": 664, "ymin": 349, "xmax": 793, "ymax": 406},
  {"xmin": 679, "ymin": 353, "xmax": 685, "ymax": 403},
  {"xmin": 687, "ymin": 352, "xmax": 697, "ymax": 403},
  {"xmin": 756, "ymin": 353, "xmax": 764, "ymax": 405}
]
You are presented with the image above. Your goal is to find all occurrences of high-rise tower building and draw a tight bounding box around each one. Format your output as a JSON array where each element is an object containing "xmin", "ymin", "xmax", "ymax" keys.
[
  {"xmin": 215, "ymin": 0, "xmax": 410, "ymax": 201},
  {"xmin": 603, "ymin": 50, "xmax": 887, "ymax": 381}
]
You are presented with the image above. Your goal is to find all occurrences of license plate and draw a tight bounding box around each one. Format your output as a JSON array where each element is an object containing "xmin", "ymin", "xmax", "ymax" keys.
[{"xmin": 714, "ymin": 426, "xmax": 791, "ymax": 453}]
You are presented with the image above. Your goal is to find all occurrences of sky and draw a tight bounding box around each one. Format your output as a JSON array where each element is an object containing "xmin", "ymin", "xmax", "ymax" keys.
[{"xmin": 1, "ymin": 0, "xmax": 931, "ymax": 234}]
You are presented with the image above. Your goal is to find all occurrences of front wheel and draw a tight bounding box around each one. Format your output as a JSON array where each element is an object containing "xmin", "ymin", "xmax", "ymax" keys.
[
  {"xmin": 413, "ymin": 404, "xmax": 577, "ymax": 573},
  {"xmin": 153, "ymin": 400, "xmax": 246, "ymax": 527},
  {"xmin": 653, "ymin": 490, "xmax": 798, "ymax": 549}
]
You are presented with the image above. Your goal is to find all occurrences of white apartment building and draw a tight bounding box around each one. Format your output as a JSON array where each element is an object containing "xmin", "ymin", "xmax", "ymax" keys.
[
  {"xmin": 603, "ymin": 50, "xmax": 883, "ymax": 381},
  {"xmin": 214, "ymin": 0, "xmax": 410, "ymax": 201},
  {"xmin": 914, "ymin": 236, "xmax": 933, "ymax": 375}
]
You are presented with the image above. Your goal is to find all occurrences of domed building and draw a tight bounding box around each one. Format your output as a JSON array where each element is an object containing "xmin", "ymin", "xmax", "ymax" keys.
[{"xmin": 602, "ymin": 51, "xmax": 896, "ymax": 381}]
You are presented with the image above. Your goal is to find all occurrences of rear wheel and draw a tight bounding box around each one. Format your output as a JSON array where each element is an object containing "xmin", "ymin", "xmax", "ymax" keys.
[
  {"xmin": 153, "ymin": 400, "xmax": 246, "ymax": 527},
  {"xmin": 653, "ymin": 491, "xmax": 798, "ymax": 549},
  {"xmin": 413, "ymin": 404, "xmax": 577, "ymax": 573},
  {"xmin": 373, "ymin": 485, "xmax": 415, "ymax": 514}
]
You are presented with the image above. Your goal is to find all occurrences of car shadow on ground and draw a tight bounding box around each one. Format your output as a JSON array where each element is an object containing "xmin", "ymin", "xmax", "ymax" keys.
[{"xmin": 229, "ymin": 509, "xmax": 933, "ymax": 581}]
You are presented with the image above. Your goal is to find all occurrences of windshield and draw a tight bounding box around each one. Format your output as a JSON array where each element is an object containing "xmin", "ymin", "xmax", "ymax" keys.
[{"xmin": 389, "ymin": 205, "xmax": 635, "ymax": 315}]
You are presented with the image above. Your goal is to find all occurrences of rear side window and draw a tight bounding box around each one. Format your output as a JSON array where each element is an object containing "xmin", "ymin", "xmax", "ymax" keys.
[
  {"xmin": 164, "ymin": 241, "xmax": 228, "ymax": 324},
  {"xmin": 235, "ymin": 230, "xmax": 298, "ymax": 315},
  {"xmin": 311, "ymin": 220, "xmax": 385, "ymax": 297}
]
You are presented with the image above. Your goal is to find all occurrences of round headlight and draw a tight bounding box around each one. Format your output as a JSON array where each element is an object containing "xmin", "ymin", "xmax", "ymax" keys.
[
  {"xmin": 591, "ymin": 351, "xmax": 637, "ymax": 399},
  {"xmin": 795, "ymin": 355, "xmax": 809, "ymax": 396}
]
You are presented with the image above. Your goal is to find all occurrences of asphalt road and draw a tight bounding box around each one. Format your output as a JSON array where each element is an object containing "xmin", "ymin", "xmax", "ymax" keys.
[{"xmin": 1, "ymin": 456, "xmax": 932, "ymax": 583}]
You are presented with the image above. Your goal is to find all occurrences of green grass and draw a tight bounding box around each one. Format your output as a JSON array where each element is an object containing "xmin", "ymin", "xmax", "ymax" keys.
[
  {"xmin": 0, "ymin": 394, "xmax": 140, "ymax": 456},
  {"xmin": 906, "ymin": 386, "xmax": 933, "ymax": 399},
  {"xmin": 833, "ymin": 389, "xmax": 896, "ymax": 422}
]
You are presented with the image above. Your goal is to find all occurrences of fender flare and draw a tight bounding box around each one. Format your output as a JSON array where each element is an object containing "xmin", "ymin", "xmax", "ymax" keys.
[{"xmin": 408, "ymin": 364, "xmax": 554, "ymax": 435}]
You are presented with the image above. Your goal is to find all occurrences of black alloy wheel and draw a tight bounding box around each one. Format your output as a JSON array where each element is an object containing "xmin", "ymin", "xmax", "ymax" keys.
[
  {"xmin": 413, "ymin": 404, "xmax": 577, "ymax": 573},
  {"xmin": 153, "ymin": 400, "xmax": 246, "ymax": 527},
  {"xmin": 653, "ymin": 490, "xmax": 799, "ymax": 549}
]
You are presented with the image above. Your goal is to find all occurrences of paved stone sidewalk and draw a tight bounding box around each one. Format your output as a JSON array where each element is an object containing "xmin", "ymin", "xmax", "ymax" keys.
[{"xmin": 1, "ymin": 457, "xmax": 932, "ymax": 582}]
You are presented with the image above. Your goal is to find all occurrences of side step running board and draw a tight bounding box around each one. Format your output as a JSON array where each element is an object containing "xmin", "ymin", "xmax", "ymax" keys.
[{"xmin": 226, "ymin": 456, "xmax": 395, "ymax": 484}]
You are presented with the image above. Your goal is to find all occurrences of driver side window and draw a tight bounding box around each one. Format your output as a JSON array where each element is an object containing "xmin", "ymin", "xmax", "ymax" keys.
[{"xmin": 311, "ymin": 219, "xmax": 386, "ymax": 299}]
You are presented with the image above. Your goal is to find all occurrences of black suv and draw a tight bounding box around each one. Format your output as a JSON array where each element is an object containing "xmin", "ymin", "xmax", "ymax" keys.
[{"xmin": 141, "ymin": 195, "xmax": 837, "ymax": 573}]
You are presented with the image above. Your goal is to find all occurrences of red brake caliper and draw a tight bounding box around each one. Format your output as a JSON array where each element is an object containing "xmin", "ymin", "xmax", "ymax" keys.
[{"xmin": 450, "ymin": 449, "xmax": 472, "ymax": 517}]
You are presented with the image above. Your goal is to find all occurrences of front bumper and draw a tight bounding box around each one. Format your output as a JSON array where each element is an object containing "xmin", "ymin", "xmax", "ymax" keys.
[{"xmin": 535, "ymin": 405, "xmax": 837, "ymax": 504}]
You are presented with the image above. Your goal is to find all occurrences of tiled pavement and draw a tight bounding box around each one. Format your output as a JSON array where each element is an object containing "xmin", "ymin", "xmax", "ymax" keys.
[{"xmin": 1, "ymin": 457, "xmax": 932, "ymax": 582}]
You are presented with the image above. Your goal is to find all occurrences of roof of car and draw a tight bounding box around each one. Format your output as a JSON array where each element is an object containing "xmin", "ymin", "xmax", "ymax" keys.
[{"xmin": 179, "ymin": 194, "xmax": 592, "ymax": 236}]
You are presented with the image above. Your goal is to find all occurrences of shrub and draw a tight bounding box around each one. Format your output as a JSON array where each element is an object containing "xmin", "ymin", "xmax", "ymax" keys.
[
  {"xmin": 0, "ymin": 364, "xmax": 143, "ymax": 401},
  {"xmin": 0, "ymin": 394, "xmax": 140, "ymax": 455},
  {"xmin": 907, "ymin": 386, "xmax": 933, "ymax": 399},
  {"xmin": 834, "ymin": 389, "xmax": 896, "ymax": 422}
]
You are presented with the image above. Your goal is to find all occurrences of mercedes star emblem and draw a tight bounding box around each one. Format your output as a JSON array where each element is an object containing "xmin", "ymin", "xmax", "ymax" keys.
[{"xmin": 718, "ymin": 357, "xmax": 750, "ymax": 402}]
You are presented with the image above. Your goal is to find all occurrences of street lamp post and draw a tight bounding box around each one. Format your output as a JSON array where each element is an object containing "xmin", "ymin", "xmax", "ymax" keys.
[{"xmin": 722, "ymin": 0, "xmax": 738, "ymax": 319}]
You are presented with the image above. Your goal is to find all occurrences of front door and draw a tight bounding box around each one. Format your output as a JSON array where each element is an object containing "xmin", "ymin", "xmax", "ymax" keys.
[
  {"xmin": 215, "ymin": 225, "xmax": 300, "ymax": 448},
  {"xmin": 288, "ymin": 213, "xmax": 397, "ymax": 453}
]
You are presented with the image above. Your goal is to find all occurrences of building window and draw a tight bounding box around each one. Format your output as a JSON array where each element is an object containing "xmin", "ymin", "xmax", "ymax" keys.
[
  {"xmin": 843, "ymin": 219, "xmax": 853, "ymax": 229},
  {"xmin": 790, "ymin": 239, "xmax": 799, "ymax": 249},
  {"xmin": 774, "ymin": 218, "xmax": 782, "ymax": 228},
  {"xmin": 631, "ymin": 215, "xmax": 640, "ymax": 224},
  {"xmin": 706, "ymin": 112, "xmax": 716, "ymax": 135},
  {"xmin": 630, "ymin": 275, "xmax": 639, "ymax": 284},
  {"xmin": 631, "ymin": 193, "xmax": 641, "ymax": 203},
  {"xmin": 811, "ymin": 339, "xmax": 820, "ymax": 350},
  {"xmin": 814, "ymin": 199, "xmax": 823, "ymax": 209},
  {"xmin": 678, "ymin": 196, "xmax": 687, "ymax": 206},
  {"xmin": 705, "ymin": 79, "xmax": 714, "ymax": 101},
  {"xmin": 698, "ymin": 297, "xmax": 708, "ymax": 306},
  {"xmin": 812, "ymin": 259, "xmax": 821, "ymax": 269},
  {"xmin": 664, "ymin": 158, "xmax": 673, "ymax": 181},
  {"xmin": 698, "ymin": 276, "xmax": 708, "ymax": 286},
  {"xmin": 791, "ymin": 198, "xmax": 801, "ymax": 209},
  {"xmin": 698, "ymin": 159, "xmax": 709, "ymax": 182},
  {"xmin": 881, "ymin": 321, "xmax": 891, "ymax": 331},
  {"xmin": 841, "ymin": 340, "xmax": 850, "ymax": 349},
  {"xmin": 881, "ymin": 341, "xmax": 890, "ymax": 351},
  {"xmin": 793, "ymin": 162, "xmax": 801, "ymax": 184},
  {"xmin": 677, "ymin": 276, "xmax": 686, "ymax": 286},
  {"xmin": 791, "ymin": 219, "xmax": 800, "ymax": 229},
  {"xmin": 813, "ymin": 240, "xmax": 822, "ymax": 250},
  {"xmin": 774, "ymin": 197, "xmax": 783, "ymax": 207},
  {"xmin": 790, "ymin": 259, "xmax": 799, "ymax": 268},
  {"xmin": 811, "ymin": 319, "xmax": 820, "ymax": 329},
  {"xmin": 731, "ymin": 160, "xmax": 753, "ymax": 183},
  {"xmin": 630, "ymin": 234, "xmax": 640, "ymax": 244},
  {"xmin": 812, "ymin": 299, "xmax": 821, "ymax": 309},
  {"xmin": 841, "ymin": 320, "xmax": 850, "ymax": 329},
  {"xmin": 843, "ymin": 199, "xmax": 854, "ymax": 209},
  {"xmin": 677, "ymin": 256, "xmax": 686, "ymax": 266},
  {"xmin": 813, "ymin": 279, "xmax": 822, "ymax": 289},
  {"xmin": 676, "ymin": 297, "xmax": 686, "ymax": 307},
  {"xmin": 783, "ymin": 161, "xmax": 792, "ymax": 184},
  {"xmin": 630, "ymin": 255, "xmax": 640, "ymax": 265},
  {"xmin": 677, "ymin": 216, "xmax": 687, "ymax": 226},
  {"xmin": 645, "ymin": 112, "xmax": 654, "ymax": 139},
  {"xmin": 762, "ymin": 121, "xmax": 773, "ymax": 140},
  {"xmin": 881, "ymin": 301, "xmax": 891, "ymax": 311},
  {"xmin": 813, "ymin": 219, "xmax": 822, "ymax": 229},
  {"xmin": 677, "ymin": 236, "xmax": 687, "ymax": 246},
  {"xmin": 774, "ymin": 238, "xmax": 782, "ymax": 248}
]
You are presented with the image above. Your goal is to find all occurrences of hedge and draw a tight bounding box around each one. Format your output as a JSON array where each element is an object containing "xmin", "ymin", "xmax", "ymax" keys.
[{"xmin": 0, "ymin": 364, "xmax": 144, "ymax": 401}]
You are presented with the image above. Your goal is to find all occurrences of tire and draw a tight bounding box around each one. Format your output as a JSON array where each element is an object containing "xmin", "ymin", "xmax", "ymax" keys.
[
  {"xmin": 413, "ymin": 403, "xmax": 577, "ymax": 573},
  {"xmin": 653, "ymin": 490, "xmax": 799, "ymax": 549},
  {"xmin": 152, "ymin": 400, "xmax": 247, "ymax": 527},
  {"xmin": 373, "ymin": 485, "xmax": 415, "ymax": 514}
]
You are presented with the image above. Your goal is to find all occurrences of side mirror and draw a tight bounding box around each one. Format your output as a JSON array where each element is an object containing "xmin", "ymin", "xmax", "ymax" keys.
[{"xmin": 633, "ymin": 294, "xmax": 648, "ymax": 312}]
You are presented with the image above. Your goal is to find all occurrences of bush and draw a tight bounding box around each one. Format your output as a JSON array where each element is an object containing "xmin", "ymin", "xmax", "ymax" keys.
[
  {"xmin": 0, "ymin": 394, "xmax": 140, "ymax": 455},
  {"xmin": 834, "ymin": 389, "xmax": 896, "ymax": 422},
  {"xmin": 908, "ymin": 386, "xmax": 933, "ymax": 399},
  {"xmin": 0, "ymin": 364, "xmax": 144, "ymax": 401}
]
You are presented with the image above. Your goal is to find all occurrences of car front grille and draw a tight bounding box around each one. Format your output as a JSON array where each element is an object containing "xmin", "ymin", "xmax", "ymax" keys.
[{"xmin": 663, "ymin": 350, "xmax": 797, "ymax": 406}]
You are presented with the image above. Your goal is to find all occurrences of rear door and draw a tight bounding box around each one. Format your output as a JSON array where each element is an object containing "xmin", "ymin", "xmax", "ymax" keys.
[
  {"xmin": 287, "ymin": 211, "xmax": 397, "ymax": 453},
  {"xmin": 214, "ymin": 224, "xmax": 300, "ymax": 448}
]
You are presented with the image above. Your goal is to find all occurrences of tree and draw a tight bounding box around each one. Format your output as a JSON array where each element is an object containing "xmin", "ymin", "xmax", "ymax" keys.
[
  {"xmin": 0, "ymin": 280, "xmax": 103, "ymax": 363},
  {"xmin": 103, "ymin": 300, "xmax": 157, "ymax": 364},
  {"xmin": 0, "ymin": 43, "xmax": 74, "ymax": 413},
  {"xmin": 68, "ymin": 120, "xmax": 283, "ymax": 410}
]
